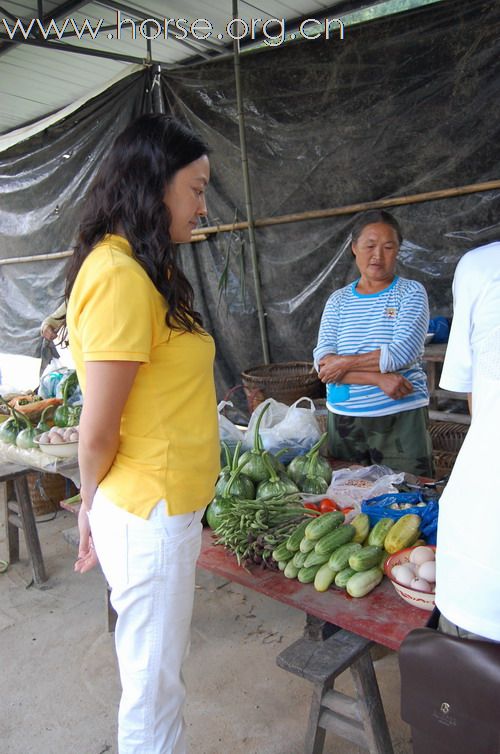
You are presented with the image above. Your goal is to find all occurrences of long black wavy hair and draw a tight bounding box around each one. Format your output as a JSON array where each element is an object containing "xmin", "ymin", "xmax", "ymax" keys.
[{"xmin": 65, "ymin": 114, "xmax": 208, "ymax": 333}]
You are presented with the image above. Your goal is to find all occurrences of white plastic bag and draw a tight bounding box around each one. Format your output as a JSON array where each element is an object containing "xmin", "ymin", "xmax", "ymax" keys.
[
  {"xmin": 326, "ymin": 464, "xmax": 404, "ymax": 511},
  {"xmin": 244, "ymin": 397, "xmax": 321, "ymax": 461},
  {"xmin": 217, "ymin": 401, "xmax": 245, "ymax": 447}
]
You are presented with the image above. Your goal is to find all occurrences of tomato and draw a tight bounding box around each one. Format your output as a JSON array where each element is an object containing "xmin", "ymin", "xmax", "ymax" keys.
[
  {"xmin": 319, "ymin": 498, "xmax": 339, "ymax": 513},
  {"xmin": 341, "ymin": 507, "xmax": 355, "ymax": 515},
  {"xmin": 304, "ymin": 502, "xmax": 320, "ymax": 512}
]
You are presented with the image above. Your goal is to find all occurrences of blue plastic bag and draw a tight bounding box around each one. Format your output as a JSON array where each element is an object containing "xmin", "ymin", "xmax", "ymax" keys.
[{"xmin": 361, "ymin": 492, "xmax": 439, "ymax": 545}]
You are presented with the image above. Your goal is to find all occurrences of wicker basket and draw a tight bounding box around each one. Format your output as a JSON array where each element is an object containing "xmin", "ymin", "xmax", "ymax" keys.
[
  {"xmin": 428, "ymin": 421, "xmax": 469, "ymax": 453},
  {"xmin": 241, "ymin": 362, "xmax": 324, "ymax": 411},
  {"xmin": 433, "ymin": 450, "xmax": 458, "ymax": 480},
  {"xmin": 26, "ymin": 472, "xmax": 76, "ymax": 517}
]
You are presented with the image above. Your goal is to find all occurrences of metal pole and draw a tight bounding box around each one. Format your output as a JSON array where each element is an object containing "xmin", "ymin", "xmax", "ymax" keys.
[
  {"xmin": 232, "ymin": 0, "xmax": 270, "ymax": 364},
  {"xmin": 151, "ymin": 64, "xmax": 164, "ymax": 114}
]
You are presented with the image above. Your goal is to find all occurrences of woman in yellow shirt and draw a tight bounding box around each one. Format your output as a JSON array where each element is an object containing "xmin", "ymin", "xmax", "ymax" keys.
[{"xmin": 65, "ymin": 115, "xmax": 220, "ymax": 754}]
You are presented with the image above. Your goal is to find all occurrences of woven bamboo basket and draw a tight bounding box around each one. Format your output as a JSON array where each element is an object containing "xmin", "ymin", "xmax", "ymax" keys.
[
  {"xmin": 428, "ymin": 420, "xmax": 469, "ymax": 453},
  {"xmin": 26, "ymin": 472, "xmax": 76, "ymax": 516},
  {"xmin": 241, "ymin": 362, "xmax": 324, "ymax": 412},
  {"xmin": 433, "ymin": 450, "xmax": 458, "ymax": 480}
]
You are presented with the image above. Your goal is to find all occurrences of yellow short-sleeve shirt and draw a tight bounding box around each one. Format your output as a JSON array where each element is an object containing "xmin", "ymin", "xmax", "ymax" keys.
[{"xmin": 67, "ymin": 234, "xmax": 220, "ymax": 517}]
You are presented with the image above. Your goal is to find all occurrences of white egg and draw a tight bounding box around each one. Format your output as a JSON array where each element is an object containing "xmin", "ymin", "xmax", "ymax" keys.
[
  {"xmin": 391, "ymin": 564, "xmax": 415, "ymax": 587},
  {"xmin": 409, "ymin": 546, "xmax": 435, "ymax": 566},
  {"xmin": 418, "ymin": 560, "xmax": 436, "ymax": 583},
  {"xmin": 411, "ymin": 577, "xmax": 432, "ymax": 593}
]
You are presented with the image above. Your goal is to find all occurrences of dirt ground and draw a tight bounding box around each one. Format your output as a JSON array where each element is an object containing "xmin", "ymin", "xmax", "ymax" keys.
[{"xmin": 0, "ymin": 508, "xmax": 414, "ymax": 754}]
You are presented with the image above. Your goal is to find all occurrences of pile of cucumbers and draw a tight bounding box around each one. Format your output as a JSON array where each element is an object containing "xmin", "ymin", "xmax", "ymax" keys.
[{"xmin": 272, "ymin": 510, "xmax": 423, "ymax": 598}]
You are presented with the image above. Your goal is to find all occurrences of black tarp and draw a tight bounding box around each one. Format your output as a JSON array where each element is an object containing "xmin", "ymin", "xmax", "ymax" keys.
[
  {"xmin": 0, "ymin": 71, "xmax": 147, "ymax": 356},
  {"xmin": 1, "ymin": 0, "xmax": 499, "ymax": 402}
]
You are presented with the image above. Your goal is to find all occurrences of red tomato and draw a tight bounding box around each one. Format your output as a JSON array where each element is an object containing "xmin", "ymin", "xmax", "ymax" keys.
[
  {"xmin": 341, "ymin": 507, "xmax": 355, "ymax": 515},
  {"xmin": 319, "ymin": 498, "xmax": 339, "ymax": 513},
  {"xmin": 304, "ymin": 502, "xmax": 320, "ymax": 512}
]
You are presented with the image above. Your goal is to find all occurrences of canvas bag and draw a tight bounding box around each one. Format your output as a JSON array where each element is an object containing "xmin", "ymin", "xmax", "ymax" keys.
[{"xmin": 399, "ymin": 608, "xmax": 500, "ymax": 754}]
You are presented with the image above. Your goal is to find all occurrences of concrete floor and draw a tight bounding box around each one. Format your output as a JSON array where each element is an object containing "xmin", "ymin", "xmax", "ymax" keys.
[{"xmin": 0, "ymin": 509, "xmax": 414, "ymax": 754}]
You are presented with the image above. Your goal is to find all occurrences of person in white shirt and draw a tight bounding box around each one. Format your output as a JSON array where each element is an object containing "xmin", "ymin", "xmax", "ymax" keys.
[{"xmin": 435, "ymin": 242, "xmax": 500, "ymax": 640}]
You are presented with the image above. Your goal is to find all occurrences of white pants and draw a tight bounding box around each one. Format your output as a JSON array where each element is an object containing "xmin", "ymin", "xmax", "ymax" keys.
[{"xmin": 88, "ymin": 488, "xmax": 204, "ymax": 754}]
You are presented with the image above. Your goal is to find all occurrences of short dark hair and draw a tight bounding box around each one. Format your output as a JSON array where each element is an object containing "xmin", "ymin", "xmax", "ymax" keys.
[
  {"xmin": 65, "ymin": 114, "xmax": 209, "ymax": 333},
  {"xmin": 351, "ymin": 210, "xmax": 403, "ymax": 245}
]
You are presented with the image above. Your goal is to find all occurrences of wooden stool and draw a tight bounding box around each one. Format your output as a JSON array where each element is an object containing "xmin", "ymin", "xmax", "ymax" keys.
[
  {"xmin": 0, "ymin": 463, "xmax": 47, "ymax": 585},
  {"xmin": 277, "ymin": 625, "xmax": 394, "ymax": 754}
]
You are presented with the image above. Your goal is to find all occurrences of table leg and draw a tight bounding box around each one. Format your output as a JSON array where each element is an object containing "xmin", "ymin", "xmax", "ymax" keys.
[
  {"xmin": 13, "ymin": 475, "xmax": 47, "ymax": 585},
  {"xmin": 1, "ymin": 480, "xmax": 19, "ymax": 563},
  {"xmin": 350, "ymin": 650, "xmax": 394, "ymax": 754}
]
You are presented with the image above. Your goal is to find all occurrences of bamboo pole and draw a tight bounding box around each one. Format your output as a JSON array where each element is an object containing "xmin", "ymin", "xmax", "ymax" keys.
[
  {"xmin": 191, "ymin": 178, "xmax": 500, "ymax": 237},
  {"xmin": 232, "ymin": 0, "xmax": 270, "ymax": 364},
  {"xmin": 1, "ymin": 178, "xmax": 499, "ymax": 266}
]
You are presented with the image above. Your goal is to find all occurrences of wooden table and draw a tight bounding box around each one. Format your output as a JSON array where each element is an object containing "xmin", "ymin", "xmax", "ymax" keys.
[
  {"xmin": 423, "ymin": 343, "xmax": 469, "ymax": 424},
  {"xmin": 198, "ymin": 529, "xmax": 429, "ymax": 754},
  {"xmin": 198, "ymin": 529, "xmax": 427, "ymax": 651}
]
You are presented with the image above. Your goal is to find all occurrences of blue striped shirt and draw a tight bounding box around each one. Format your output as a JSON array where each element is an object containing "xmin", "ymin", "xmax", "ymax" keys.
[{"xmin": 313, "ymin": 276, "xmax": 430, "ymax": 417}]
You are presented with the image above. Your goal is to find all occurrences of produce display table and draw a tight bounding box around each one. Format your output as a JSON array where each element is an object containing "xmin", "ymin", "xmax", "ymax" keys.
[
  {"xmin": 0, "ymin": 461, "xmax": 47, "ymax": 585},
  {"xmin": 198, "ymin": 529, "xmax": 428, "ymax": 651},
  {"xmin": 0, "ymin": 447, "xmax": 79, "ymax": 585},
  {"xmin": 198, "ymin": 529, "xmax": 429, "ymax": 754}
]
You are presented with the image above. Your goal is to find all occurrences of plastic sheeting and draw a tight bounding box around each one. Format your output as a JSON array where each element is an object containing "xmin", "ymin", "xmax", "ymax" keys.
[
  {"xmin": 1, "ymin": 0, "xmax": 500, "ymax": 406},
  {"xmin": 161, "ymin": 0, "xmax": 500, "ymax": 401},
  {"xmin": 0, "ymin": 70, "xmax": 148, "ymax": 359}
]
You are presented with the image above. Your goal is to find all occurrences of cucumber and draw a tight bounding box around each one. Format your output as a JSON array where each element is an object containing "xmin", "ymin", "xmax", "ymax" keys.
[
  {"xmin": 384, "ymin": 513, "xmax": 421, "ymax": 554},
  {"xmin": 278, "ymin": 560, "xmax": 288, "ymax": 571},
  {"xmin": 328, "ymin": 542, "xmax": 362, "ymax": 572},
  {"xmin": 349, "ymin": 545, "xmax": 383, "ymax": 572},
  {"xmin": 297, "ymin": 564, "xmax": 323, "ymax": 584},
  {"xmin": 292, "ymin": 550, "xmax": 308, "ymax": 569},
  {"xmin": 350, "ymin": 513, "xmax": 370, "ymax": 543},
  {"xmin": 334, "ymin": 566, "xmax": 357, "ymax": 589},
  {"xmin": 304, "ymin": 511, "xmax": 345, "ymax": 541},
  {"xmin": 367, "ymin": 517, "xmax": 395, "ymax": 548},
  {"xmin": 299, "ymin": 536, "xmax": 316, "ymax": 553},
  {"xmin": 346, "ymin": 566, "xmax": 383, "ymax": 598},
  {"xmin": 303, "ymin": 549, "xmax": 331, "ymax": 568},
  {"xmin": 286, "ymin": 519, "xmax": 311, "ymax": 552},
  {"xmin": 272, "ymin": 542, "xmax": 293, "ymax": 563},
  {"xmin": 315, "ymin": 524, "xmax": 355, "ymax": 556},
  {"xmin": 314, "ymin": 562, "xmax": 337, "ymax": 592},
  {"xmin": 284, "ymin": 560, "xmax": 300, "ymax": 579}
]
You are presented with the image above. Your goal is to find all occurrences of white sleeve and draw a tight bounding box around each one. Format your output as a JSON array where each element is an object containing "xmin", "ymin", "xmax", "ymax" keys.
[{"xmin": 439, "ymin": 257, "xmax": 473, "ymax": 393}]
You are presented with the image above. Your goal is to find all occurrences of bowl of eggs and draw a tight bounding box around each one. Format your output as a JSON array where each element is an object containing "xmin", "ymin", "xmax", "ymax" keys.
[
  {"xmin": 34, "ymin": 425, "xmax": 79, "ymax": 458},
  {"xmin": 384, "ymin": 545, "xmax": 436, "ymax": 611}
]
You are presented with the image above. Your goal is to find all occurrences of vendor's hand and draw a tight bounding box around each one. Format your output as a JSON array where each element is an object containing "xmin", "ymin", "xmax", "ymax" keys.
[
  {"xmin": 318, "ymin": 354, "xmax": 351, "ymax": 383},
  {"xmin": 377, "ymin": 373, "xmax": 414, "ymax": 400},
  {"xmin": 42, "ymin": 325, "xmax": 58, "ymax": 341},
  {"xmin": 74, "ymin": 503, "xmax": 98, "ymax": 574}
]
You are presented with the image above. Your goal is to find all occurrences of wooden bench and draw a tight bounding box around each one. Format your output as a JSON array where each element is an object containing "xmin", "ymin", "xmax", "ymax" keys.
[
  {"xmin": 277, "ymin": 621, "xmax": 394, "ymax": 754},
  {"xmin": 0, "ymin": 463, "xmax": 47, "ymax": 585}
]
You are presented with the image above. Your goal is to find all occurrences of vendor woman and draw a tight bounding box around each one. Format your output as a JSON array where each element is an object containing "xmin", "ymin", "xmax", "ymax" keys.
[{"xmin": 313, "ymin": 209, "xmax": 433, "ymax": 477}]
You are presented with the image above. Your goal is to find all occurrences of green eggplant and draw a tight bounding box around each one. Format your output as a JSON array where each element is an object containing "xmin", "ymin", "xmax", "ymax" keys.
[
  {"xmin": 36, "ymin": 404, "xmax": 56, "ymax": 433},
  {"xmin": 299, "ymin": 450, "xmax": 329, "ymax": 495},
  {"xmin": 238, "ymin": 403, "xmax": 282, "ymax": 483},
  {"xmin": 214, "ymin": 441, "xmax": 233, "ymax": 498},
  {"xmin": 14, "ymin": 409, "xmax": 37, "ymax": 449},
  {"xmin": 0, "ymin": 416, "xmax": 20, "ymax": 445},
  {"xmin": 287, "ymin": 433, "xmax": 332, "ymax": 485},
  {"xmin": 54, "ymin": 371, "xmax": 80, "ymax": 427},
  {"xmin": 256, "ymin": 451, "xmax": 299, "ymax": 502},
  {"xmin": 223, "ymin": 447, "xmax": 255, "ymax": 500}
]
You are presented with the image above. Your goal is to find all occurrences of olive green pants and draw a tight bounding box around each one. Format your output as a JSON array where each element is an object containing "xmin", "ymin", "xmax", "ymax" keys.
[{"xmin": 327, "ymin": 407, "xmax": 434, "ymax": 478}]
